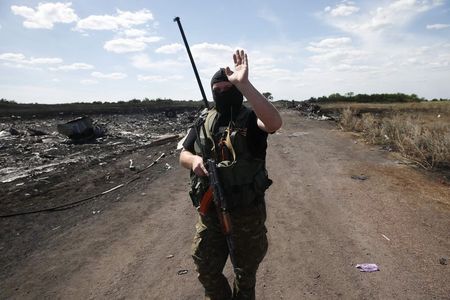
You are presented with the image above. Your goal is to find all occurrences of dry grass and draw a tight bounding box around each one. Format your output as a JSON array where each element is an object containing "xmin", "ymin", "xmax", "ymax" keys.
[
  {"xmin": 337, "ymin": 105, "xmax": 450, "ymax": 170},
  {"xmin": 322, "ymin": 101, "xmax": 450, "ymax": 124}
]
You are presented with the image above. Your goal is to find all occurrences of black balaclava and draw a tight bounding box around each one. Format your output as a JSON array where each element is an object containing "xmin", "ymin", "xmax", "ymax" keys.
[{"xmin": 210, "ymin": 68, "xmax": 243, "ymax": 119}]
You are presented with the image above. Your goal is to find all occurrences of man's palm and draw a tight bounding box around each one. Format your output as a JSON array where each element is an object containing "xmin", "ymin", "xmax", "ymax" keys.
[{"xmin": 225, "ymin": 50, "xmax": 248, "ymax": 85}]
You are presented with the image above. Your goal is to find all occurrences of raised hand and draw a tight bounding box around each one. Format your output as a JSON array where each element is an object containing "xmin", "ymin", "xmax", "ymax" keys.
[{"xmin": 225, "ymin": 49, "xmax": 249, "ymax": 86}]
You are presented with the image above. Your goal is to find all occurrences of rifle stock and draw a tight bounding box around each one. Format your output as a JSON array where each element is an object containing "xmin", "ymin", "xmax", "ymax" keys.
[{"xmin": 198, "ymin": 186, "xmax": 213, "ymax": 216}]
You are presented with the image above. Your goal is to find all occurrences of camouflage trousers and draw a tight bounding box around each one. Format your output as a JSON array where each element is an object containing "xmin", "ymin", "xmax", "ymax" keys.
[{"xmin": 192, "ymin": 202, "xmax": 268, "ymax": 300}]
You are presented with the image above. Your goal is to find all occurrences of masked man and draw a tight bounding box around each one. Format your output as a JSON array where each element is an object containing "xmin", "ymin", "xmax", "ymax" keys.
[{"xmin": 180, "ymin": 49, "xmax": 282, "ymax": 300}]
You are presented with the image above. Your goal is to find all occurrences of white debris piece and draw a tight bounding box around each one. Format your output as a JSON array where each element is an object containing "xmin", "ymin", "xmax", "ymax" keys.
[
  {"xmin": 356, "ymin": 263, "xmax": 379, "ymax": 272},
  {"xmin": 0, "ymin": 131, "xmax": 10, "ymax": 138},
  {"xmin": 177, "ymin": 129, "xmax": 190, "ymax": 150},
  {"xmin": 318, "ymin": 115, "xmax": 331, "ymax": 120}
]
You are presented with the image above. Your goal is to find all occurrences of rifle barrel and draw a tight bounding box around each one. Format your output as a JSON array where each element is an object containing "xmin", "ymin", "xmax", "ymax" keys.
[{"xmin": 173, "ymin": 17, "xmax": 209, "ymax": 109}]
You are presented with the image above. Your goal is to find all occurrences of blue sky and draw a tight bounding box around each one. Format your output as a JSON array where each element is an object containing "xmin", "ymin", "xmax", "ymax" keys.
[{"xmin": 0, "ymin": 0, "xmax": 449, "ymax": 103}]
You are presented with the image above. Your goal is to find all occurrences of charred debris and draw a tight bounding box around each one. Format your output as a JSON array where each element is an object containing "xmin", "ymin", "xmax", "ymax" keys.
[
  {"xmin": 281, "ymin": 100, "xmax": 335, "ymax": 121},
  {"xmin": 0, "ymin": 105, "xmax": 199, "ymax": 188}
]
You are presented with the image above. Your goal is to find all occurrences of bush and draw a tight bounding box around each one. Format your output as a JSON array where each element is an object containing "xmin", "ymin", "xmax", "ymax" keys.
[
  {"xmin": 339, "ymin": 108, "xmax": 357, "ymax": 130},
  {"xmin": 359, "ymin": 113, "xmax": 382, "ymax": 144},
  {"xmin": 339, "ymin": 109, "xmax": 450, "ymax": 170},
  {"xmin": 382, "ymin": 116, "xmax": 450, "ymax": 169}
]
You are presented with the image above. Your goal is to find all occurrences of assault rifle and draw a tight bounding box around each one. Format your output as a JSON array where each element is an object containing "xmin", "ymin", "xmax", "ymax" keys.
[
  {"xmin": 174, "ymin": 16, "xmax": 236, "ymax": 266},
  {"xmin": 205, "ymin": 159, "xmax": 235, "ymax": 264},
  {"xmin": 194, "ymin": 151, "xmax": 235, "ymax": 266}
]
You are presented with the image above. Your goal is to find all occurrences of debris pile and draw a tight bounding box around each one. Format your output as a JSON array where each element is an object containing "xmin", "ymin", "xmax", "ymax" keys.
[
  {"xmin": 0, "ymin": 111, "xmax": 195, "ymax": 185},
  {"xmin": 293, "ymin": 101, "xmax": 336, "ymax": 121},
  {"xmin": 57, "ymin": 116, "xmax": 106, "ymax": 141}
]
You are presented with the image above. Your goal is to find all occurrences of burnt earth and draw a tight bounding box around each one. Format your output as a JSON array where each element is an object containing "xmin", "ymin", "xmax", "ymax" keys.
[{"xmin": 0, "ymin": 110, "xmax": 196, "ymax": 278}]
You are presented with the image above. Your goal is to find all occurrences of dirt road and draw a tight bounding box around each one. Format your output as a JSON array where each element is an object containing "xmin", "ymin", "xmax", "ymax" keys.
[{"xmin": 1, "ymin": 110, "xmax": 449, "ymax": 299}]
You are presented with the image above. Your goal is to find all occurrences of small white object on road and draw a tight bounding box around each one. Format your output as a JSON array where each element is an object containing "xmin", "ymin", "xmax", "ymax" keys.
[{"xmin": 356, "ymin": 263, "xmax": 379, "ymax": 272}]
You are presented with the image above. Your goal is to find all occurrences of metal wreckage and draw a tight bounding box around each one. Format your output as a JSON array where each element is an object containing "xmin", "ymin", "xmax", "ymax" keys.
[{"xmin": 0, "ymin": 110, "xmax": 197, "ymax": 212}]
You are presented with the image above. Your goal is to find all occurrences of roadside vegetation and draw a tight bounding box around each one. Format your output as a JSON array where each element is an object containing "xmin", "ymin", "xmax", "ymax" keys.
[{"xmin": 316, "ymin": 94, "xmax": 450, "ymax": 171}]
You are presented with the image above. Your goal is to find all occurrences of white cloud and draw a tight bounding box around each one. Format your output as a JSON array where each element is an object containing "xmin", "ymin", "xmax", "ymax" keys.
[
  {"xmin": 0, "ymin": 52, "xmax": 62, "ymax": 65},
  {"xmin": 307, "ymin": 37, "xmax": 352, "ymax": 51},
  {"xmin": 155, "ymin": 43, "xmax": 184, "ymax": 54},
  {"xmin": 80, "ymin": 79, "xmax": 98, "ymax": 85},
  {"xmin": 50, "ymin": 63, "xmax": 94, "ymax": 71},
  {"xmin": 257, "ymin": 7, "xmax": 282, "ymax": 27},
  {"xmin": 426, "ymin": 23, "xmax": 450, "ymax": 29},
  {"xmin": 104, "ymin": 38, "xmax": 147, "ymax": 53},
  {"xmin": 137, "ymin": 74, "xmax": 183, "ymax": 82},
  {"xmin": 104, "ymin": 36, "xmax": 161, "ymax": 53},
  {"xmin": 11, "ymin": 2, "xmax": 78, "ymax": 29},
  {"xmin": 305, "ymin": 37, "xmax": 370, "ymax": 72},
  {"xmin": 191, "ymin": 43, "xmax": 234, "ymax": 52},
  {"xmin": 325, "ymin": 2, "xmax": 360, "ymax": 17},
  {"xmin": 330, "ymin": 64, "xmax": 378, "ymax": 72},
  {"xmin": 138, "ymin": 36, "xmax": 162, "ymax": 43},
  {"xmin": 407, "ymin": 42, "xmax": 450, "ymax": 70},
  {"xmin": 323, "ymin": 0, "xmax": 444, "ymax": 35},
  {"xmin": 29, "ymin": 57, "xmax": 63, "ymax": 64},
  {"xmin": 309, "ymin": 48, "xmax": 367, "ymax": 65},
  {"xmin": 141, "ymin": 42, "xmax": 235, "ymax": 81},
  {"xmin": 254, "ymin": 67, "xmax": 300, "ymax": 81},
  {"xmin": 76, "ymin": 9, "xmax": 153, "ymax": 31},
  {"xmin": 0, "ymin": 53, "xmax": 26, "ymax": 62},
  {"xmin": 122, "ymin": 28, "xmax": 147, "ymax": 37},
  {"xmin": 91, "ymin": 71, "xmax": 127, "ymax": 80},
  {"xmin": 312, "ymin": 0, "xmax": 449, "ymax": 81},
  {"xmin": 190, "ymin": 43, "xmax": 236, "ymax": 74},
  {"xmin": 130, "ymin": 54, "xmax": 185, "ymax": 70},
  {"xmin": 304, "ymin": 67, "xmax": 322, "ymax": 73}
]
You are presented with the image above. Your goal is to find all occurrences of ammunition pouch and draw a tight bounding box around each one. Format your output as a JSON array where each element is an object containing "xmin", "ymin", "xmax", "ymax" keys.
[{"xmin": 217, "ymin": 160, "xmax": 272, "ymax": 209}]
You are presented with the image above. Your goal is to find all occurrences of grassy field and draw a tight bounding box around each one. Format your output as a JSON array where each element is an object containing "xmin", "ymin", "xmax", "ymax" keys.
[
  {"xmin": 318, "ymin": 101, "xmax": 450, "ymax": 171},
  {"xmin": 319, "ymin": 101, "xmax": 450, "ymax": 124}
]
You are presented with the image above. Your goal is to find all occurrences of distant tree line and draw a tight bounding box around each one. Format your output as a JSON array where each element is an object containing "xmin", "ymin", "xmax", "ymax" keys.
[
  {"xmin": 0, "ymin": 97, "xmax": 205, "ymax": 118},
  {"xmin": 0, "ymin": 98, "xmax": 17, "ymax": 104},
  {"xmin": 307, "ymin": 93, "xmax": 448, "ymax": 103},
  {"xmin": 0, "ymin": 97, "xmax": 204, "ymax": 106},
  {"xmin": 1, "ymin": 93, "xmax": 448, "ymax": 107}
]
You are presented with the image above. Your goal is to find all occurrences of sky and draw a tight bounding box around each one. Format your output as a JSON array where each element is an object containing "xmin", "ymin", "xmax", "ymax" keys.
[{"xmin": 0, "ymin": 0, "xmax": 449, "ymax": 103}]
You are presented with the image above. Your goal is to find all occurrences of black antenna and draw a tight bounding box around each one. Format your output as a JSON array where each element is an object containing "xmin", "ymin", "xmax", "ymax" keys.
[{"xmin": 173, "ymin": 16, "xmax": 209, "ymax": 109}]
